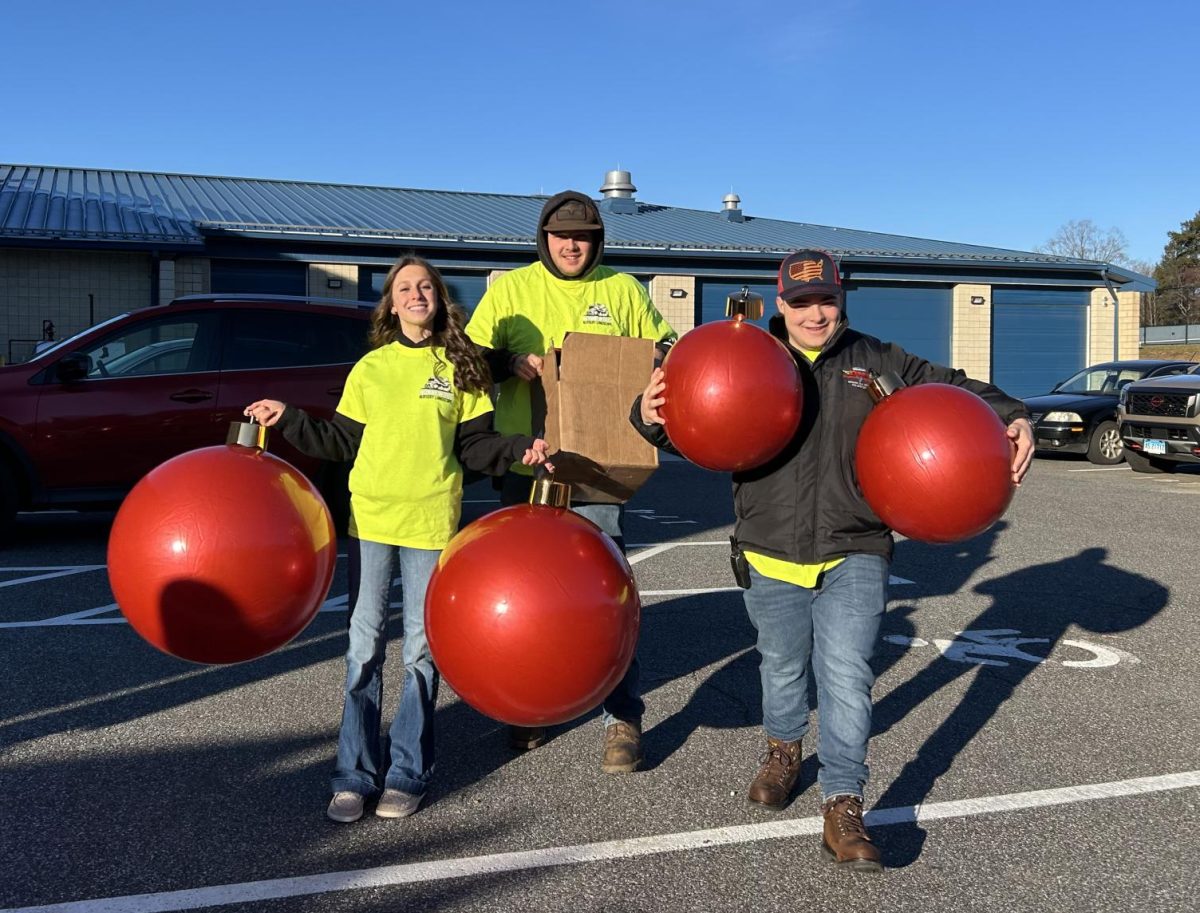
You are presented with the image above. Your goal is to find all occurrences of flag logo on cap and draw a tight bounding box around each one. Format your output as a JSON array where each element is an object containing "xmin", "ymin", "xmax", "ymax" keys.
[{"xmin": 789, "ymin": 259, "xmax": 825, "ymax": 282}]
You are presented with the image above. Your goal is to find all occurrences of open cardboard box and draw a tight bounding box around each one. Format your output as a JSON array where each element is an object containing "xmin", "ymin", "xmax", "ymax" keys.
[{"xmin": 535, "ymin": 333, "xmax": 659, "ymax": 504}]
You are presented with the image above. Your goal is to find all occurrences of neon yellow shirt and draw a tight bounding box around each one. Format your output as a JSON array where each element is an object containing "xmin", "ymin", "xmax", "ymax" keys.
[
  {"xmin": 467, "ymin": 261, "xmax": 676, "ymax": 472},
  {"xmin": 336, "ymin": 342, "xmax": 492, "ymax": 548},
  {"xmin": 744, "ymin": 344, "xmax": 843, "ymax": 585}
]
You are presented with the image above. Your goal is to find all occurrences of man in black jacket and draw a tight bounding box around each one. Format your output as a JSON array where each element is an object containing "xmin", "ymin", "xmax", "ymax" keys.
[{"xmin": 632, "ymin": 250, "xmax": 1033, "ymax": 872}]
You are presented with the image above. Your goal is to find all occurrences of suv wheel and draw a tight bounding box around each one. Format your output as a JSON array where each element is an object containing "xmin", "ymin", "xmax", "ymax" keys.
[
  {"xmin": 1125, "ymin": 448, "xmax": 1173, "ymax": 474},
  {"xmin": 1086, "ymin": 420, "xmax": 1124, "ymax": 465}
]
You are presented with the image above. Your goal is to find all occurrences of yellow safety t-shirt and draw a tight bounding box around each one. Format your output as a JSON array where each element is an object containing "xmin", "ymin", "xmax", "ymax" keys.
[
  {"xmin": 336, "ymin": 342, "xmax": 492, "ymax": 548},
  {"xmin": 744, "ymin": 344, "xmax": 844, "ymax": 585},
  {"xmin": 467, "ymin": 261, "xmax": 676, "ymax": 472}
]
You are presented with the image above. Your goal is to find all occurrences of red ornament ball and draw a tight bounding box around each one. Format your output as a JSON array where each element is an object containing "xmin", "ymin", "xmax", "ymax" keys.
[
  {"xmin": 425, "ymin": 504, "xmax": 640, "ymax": 727},
  {"xmin": 660, "ymin": 318, "xmax": 802, "ymax": 472},
  {"xmin": 855, "ymin": 383, "xmax": 1014, "ymax": 543},
  {"xmin": 108, "ymin": 444, "xmax": 337, "ymax": 664}
]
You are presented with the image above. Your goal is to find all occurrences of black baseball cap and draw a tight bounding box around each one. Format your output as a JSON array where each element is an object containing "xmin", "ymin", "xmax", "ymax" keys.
[{"xmin": 777, "ymin": 250, "xmax": 843, "ymax": 303}]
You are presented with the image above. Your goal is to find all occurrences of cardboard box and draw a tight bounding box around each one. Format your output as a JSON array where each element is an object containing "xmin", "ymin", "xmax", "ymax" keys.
[{"xmin": 536, "ymin": 333, "xmax": 659, "ymax": 503}]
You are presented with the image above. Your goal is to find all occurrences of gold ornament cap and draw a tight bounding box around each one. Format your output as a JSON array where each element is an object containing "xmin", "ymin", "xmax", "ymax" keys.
[
  {"xmin": 725, "ymin": 286, "xmax": 764, "ymax": 321},
  {"xmin": 227, "ymin": 420, "xmax": 268, "ymax": 451},
  {"xmin": 529, "ymin": 477, "xmax": 571, "ymax": 508},
  {"xmin": 866, "ymin": 371, "xmax": 906, "ymax": 404}
]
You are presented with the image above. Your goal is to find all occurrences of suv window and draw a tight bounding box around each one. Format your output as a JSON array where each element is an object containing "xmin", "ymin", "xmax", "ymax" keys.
[
  {"xmin": 223, "ymin": 309, "xmax": 370, "ymax": 370},
  {"xmin": 80, "ymin": 314, "xmax": 220, "ymax": 378}
]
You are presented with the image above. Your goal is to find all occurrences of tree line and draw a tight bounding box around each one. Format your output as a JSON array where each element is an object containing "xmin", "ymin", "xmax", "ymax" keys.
[{"xmin": 1037, "ymin": 214, "xmax": 1199, "ymax": 327}]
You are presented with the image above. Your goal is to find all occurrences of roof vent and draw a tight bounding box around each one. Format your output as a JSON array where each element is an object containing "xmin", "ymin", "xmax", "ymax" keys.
[
  {"xmin": 600, "ymin": 170, "xmax": 636, "ymax": 198},
  {"xmin": 721, "ymin": 192, "xmax": 744, "ymax": 223},
  {"xmin": 598, "ymin": 169, "xmax": 638, "ymax": 214}
]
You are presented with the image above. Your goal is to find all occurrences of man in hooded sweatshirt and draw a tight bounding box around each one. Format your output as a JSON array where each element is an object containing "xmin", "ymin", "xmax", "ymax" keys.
[{"xmin": 466, "ymin": 190, "xmax": 677, "ymax": 772}]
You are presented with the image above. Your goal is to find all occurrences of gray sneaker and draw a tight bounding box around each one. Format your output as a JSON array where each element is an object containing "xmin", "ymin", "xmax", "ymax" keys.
[
  {"xmin": 375, "ymin": 788, "xmax": 424, "ymax": 819},
  {"xmin": 327, "ymin": 791, "xmax": 365, "ymax": 823}
]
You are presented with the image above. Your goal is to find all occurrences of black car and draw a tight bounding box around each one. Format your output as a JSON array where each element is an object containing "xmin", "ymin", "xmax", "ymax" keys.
[{"xmin": 1023, "ymin": 360, "xmax": 1198, "ymax": 464}]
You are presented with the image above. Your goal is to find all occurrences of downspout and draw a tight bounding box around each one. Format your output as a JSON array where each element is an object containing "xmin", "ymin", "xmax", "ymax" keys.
[{"xmin": 1102, "ymin": 267, "xmax": 1119, "ymax": 360}]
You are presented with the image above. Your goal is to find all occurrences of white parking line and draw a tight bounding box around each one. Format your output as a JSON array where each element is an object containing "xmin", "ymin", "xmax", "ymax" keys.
[
  {"xmin": 6, "ymin": 770, "xmax": 1196, "ymax": 913},
  {"xmin": 0, "ymin": 566, "xmax": 105, "ymax": 587},
  {"xmin": 1067, "ymin": 466, "xmax": 1128, "ymax": 472}
]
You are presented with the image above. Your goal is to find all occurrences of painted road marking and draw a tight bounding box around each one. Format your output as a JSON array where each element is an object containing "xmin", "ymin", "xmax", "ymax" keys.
[
  {"xmin": 5, "ymin": 770, "xmax": 1197, "ymax": 913},
  {"xmin": 884, "ymin": 630, "xmax": 1139, "ymax": 668},
  {"xmin": 0, "ymin": 546, "xmax": 913, "ymax": 629},
  {"xmin": 0, "ymin": 567, "xmax": 105, "ymax": 588}
]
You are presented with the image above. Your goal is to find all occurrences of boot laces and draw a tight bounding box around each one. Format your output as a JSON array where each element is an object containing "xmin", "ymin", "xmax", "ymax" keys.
[
  {"xmin": 827, "ymin": 796, "xmax": 871, "ymax": 841},
  {"xmin": 756, "ymin": 745, "xmax": 796, "ymax": 783}
]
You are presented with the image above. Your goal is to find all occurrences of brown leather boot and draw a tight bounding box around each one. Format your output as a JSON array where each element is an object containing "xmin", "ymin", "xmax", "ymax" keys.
[
  {"xmin": 508, "ymin": 726, "xmax": 546, "ymax": 751},
  {"xmin": 746, "ymin": 736, "xmax": 802, "ymax": 810},
  {"xmin": 601, "ymin": 720, "xmax": 642, "ymax": 773},
  {"xmin": 821, "ymin": 795, "xmax": 883, "ymax": 872}
]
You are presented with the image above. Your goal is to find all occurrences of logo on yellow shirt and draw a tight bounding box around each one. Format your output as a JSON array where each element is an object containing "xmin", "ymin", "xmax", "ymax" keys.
[
  {"xmin": 582, "ymin": 303, "xmax": 613, "ymax": 324},
  {"xmin": 419, "ymin": 375, "xmax": 454, "ymax": 401}
]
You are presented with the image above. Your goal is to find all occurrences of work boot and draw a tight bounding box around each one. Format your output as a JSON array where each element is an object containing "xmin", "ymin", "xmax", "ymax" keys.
[
  {"xmin": 820, "ymin": 795, "xmax": 883, "ymax": 873},
  {"xmin": 746, "ymin": 736, "xmax": 803, "ymax": 810},
  {"xmin": 509, "ymin": 725, "xmax": 547, "ymax": 751},
  {"xmin": 601, "ymin": 720, "xmax": 642, "ymax": 773}
]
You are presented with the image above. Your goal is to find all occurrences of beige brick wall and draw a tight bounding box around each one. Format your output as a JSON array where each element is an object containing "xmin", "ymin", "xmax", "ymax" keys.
[
  {"xmin": 648, "ymin": 275, "xmax": 695, "ymax": 334},
  {"xmin": 157, "ymin": 255, "xmax": 210, "ymax": 304},
  {"xmin": 308, "ymin": 262, "xmax": 358, "ymax": 300},
  {"xmin": 175, "ymin": 257, "xmax": 210, "ymax": 297},
  {"xmin": 1117, "ymin": 290, "xmax": 1141, "ymax": 359},
  {"xmin": 0, "ymin": 249, "xmax": 152, "ymax": 362},
  {"xmin": 1088, "ymin": 288, "xmax": 1140, "ymax": 362},
  {"xmin": 951, "ymin": 284, "xmax": 992, "ymax": 381}
]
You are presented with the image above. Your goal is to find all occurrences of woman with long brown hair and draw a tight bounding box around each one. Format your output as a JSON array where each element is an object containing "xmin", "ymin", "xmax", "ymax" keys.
[{"xmin": 246, "ymin": 254, "xmax": 550, "ymax": 823}]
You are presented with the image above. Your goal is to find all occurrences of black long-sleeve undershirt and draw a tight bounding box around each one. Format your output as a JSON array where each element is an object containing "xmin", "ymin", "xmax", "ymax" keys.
[{"xmin": 274, "ymin": 405, "xmax": 534, "ymax": 476}]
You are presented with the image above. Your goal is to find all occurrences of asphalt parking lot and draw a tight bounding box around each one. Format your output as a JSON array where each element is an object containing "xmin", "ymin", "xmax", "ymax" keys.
[{"xmin": 2, "ymin": 455, "xmax": 1198, "ymax": 912}]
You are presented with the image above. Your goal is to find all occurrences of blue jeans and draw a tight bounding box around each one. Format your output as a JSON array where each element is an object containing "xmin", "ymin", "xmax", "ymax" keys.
[
  {"xmin": 741, "ymin": 554, "xmax": 889, "ymax": 800},
  {"xmin": 332, "ymin": 539, "xmax": 441, "ymax": 798},
  {"xmin": 499, "ymin": 472, "xmax": 642, "ymax": 726}
]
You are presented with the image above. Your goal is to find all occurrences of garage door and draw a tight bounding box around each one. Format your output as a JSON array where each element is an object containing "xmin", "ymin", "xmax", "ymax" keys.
[
  {"xmin": 992, "ymin": 288, "xmax": 1088, "ymax": 398},
  {"xmin": 362, "ymin": 269, "xmax": 488, "ymax": 314},
  {"xmin": 211, "ymin": 260, "xmax": 307, "ymax": 295},
  {"xmin": 844, "ymin": 284, "xmax": 951, "ymax": 366}
]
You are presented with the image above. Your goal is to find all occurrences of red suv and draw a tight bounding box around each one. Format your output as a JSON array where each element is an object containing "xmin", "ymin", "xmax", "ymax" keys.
[{"xmin": 0, "ymin": 294, "xmax": 374, "ymax": 537}]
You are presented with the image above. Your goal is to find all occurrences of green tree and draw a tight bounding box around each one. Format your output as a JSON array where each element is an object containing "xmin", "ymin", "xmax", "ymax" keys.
[{"xmin": 1151, "ymin": 212, "xmax": 1200, "ymax": 329}]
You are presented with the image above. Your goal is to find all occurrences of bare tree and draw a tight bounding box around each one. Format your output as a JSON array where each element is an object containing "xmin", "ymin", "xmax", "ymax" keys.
[{"xmin": 1037, "ymin": 219, "xmax": 1129, "ymax": 264}]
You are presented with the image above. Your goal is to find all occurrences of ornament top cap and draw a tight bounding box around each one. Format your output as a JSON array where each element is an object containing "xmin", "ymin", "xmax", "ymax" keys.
[
  {"xmin": 726, "ymin": 287, "xmax": 764, "ymax": 321},
  {"xmin": 227, "ymin": 420, "xmax": 268, "ymax": 451},
  {"xmin": 529, "ymin": 477, "xmax": 571, "ymax": 508}
]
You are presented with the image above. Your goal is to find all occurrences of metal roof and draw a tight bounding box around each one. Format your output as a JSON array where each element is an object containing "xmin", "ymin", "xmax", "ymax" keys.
[{"xmin": 0, "ymin": 163, "xmax": 1127, "ymax": 275}]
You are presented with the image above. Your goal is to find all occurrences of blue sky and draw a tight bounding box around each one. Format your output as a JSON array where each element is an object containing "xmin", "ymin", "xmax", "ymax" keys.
[{"xmin": 4, "ymin": 0, "xmax": 1196, "ymax": 265}]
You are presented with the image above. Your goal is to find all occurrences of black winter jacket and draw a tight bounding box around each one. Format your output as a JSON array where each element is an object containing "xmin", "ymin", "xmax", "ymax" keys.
[{"xmin": 632, "ymin": 317, "xmax": 1028, "ymax": 564}]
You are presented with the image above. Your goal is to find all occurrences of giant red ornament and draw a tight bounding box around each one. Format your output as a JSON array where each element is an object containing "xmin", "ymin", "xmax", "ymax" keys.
[
  {"xmin": 108, "ymin": 428, "xmax": 337, "ymax": 664},
  {"xmin": 425, "ymin": 484, "xmax": 639, "ymax": 726},
  {"xmin": 855, "ymin": 382, "xmax": 1014, "ymax": 543},
  {"xmin": 660, "ymin": 312, "xmax": 802, "ymax": 472}
]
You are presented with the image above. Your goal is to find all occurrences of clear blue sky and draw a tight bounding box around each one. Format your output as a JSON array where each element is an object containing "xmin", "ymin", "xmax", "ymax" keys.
[{"xmin": 4, "ymin": 0, "xmax": 1196, "ymax": 265}]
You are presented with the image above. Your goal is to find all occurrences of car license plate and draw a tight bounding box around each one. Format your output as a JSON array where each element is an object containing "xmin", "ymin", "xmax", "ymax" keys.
[{"xmin": 1144, "ymin": 439, "xmax": 1167, "ymax": 455}]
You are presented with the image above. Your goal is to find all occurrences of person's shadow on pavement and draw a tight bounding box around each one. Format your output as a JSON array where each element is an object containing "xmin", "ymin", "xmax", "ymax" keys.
[{"xmin": 870, "ymin": 545, "xmax": 1168, "ymax": 867}]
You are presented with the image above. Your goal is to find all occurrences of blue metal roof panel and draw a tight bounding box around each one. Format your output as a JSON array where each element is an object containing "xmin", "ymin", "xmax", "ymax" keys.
[{"xmin": 0, "ymin": 164, "xmax": 1108, "ymax": 271}]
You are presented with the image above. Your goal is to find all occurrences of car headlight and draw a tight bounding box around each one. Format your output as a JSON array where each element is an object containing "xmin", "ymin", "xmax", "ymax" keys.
[{"xmin": 1043, "ymin": 411, "xmax": 1082, "ymax": 423}]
